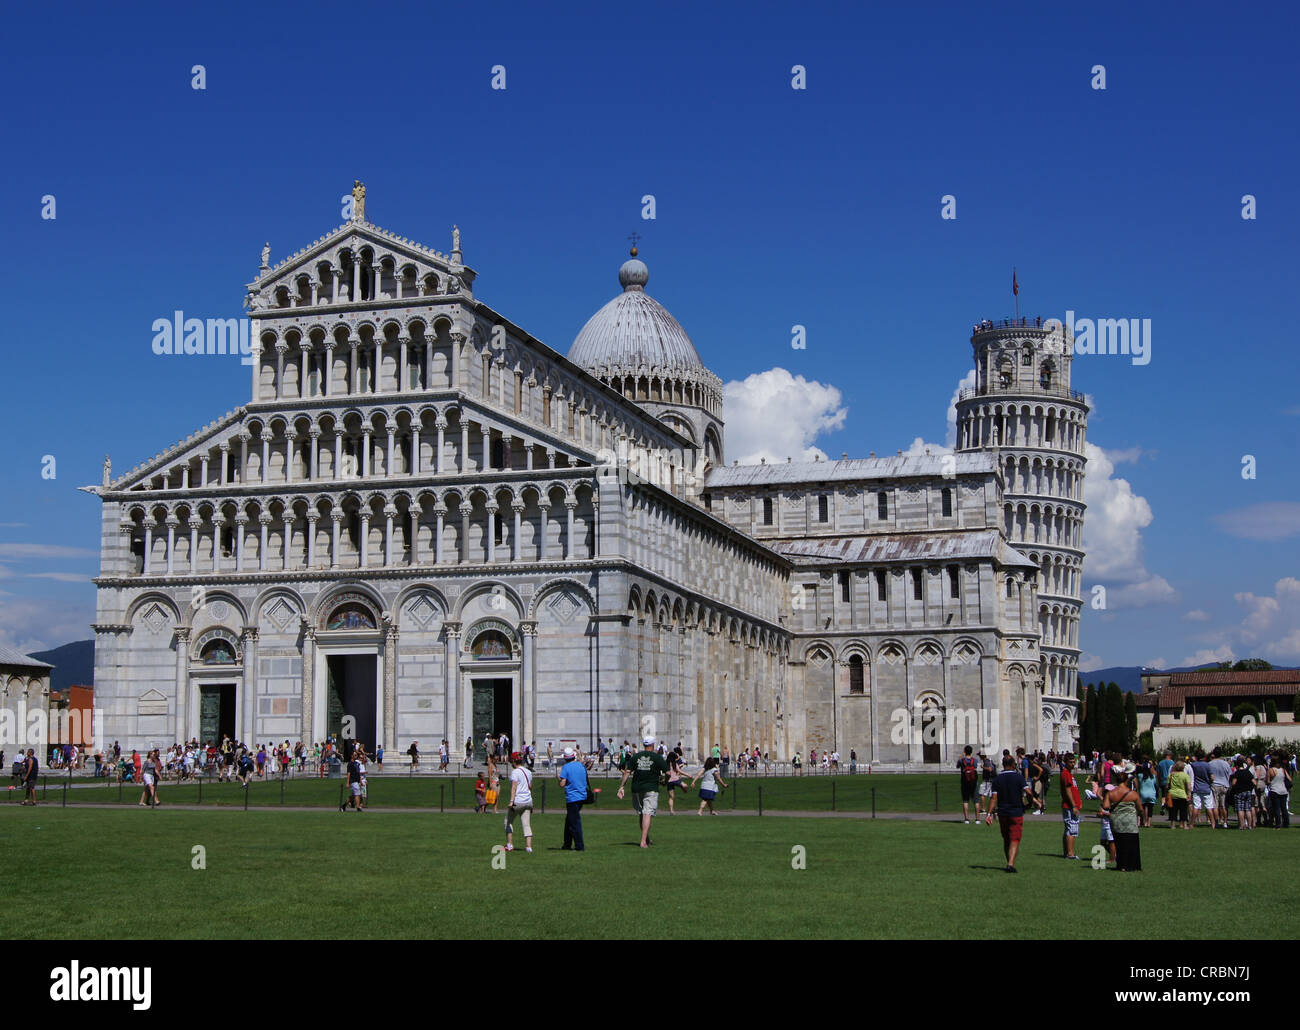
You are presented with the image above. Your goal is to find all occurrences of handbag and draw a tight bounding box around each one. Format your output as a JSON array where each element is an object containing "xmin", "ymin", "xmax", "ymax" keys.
[
  {"xmin": 583, "ymin": 783, "xmax": 596, "ymax": 805},
  {"xmin": 485, "ymin": 788, "xmax": 499, "ymax": 804}
]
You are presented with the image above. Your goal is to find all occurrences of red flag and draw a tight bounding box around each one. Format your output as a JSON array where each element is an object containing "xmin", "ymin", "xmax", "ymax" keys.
[{"xmin": 1012, "ymin": 269, "xmax": 1019, "ymax": 296}]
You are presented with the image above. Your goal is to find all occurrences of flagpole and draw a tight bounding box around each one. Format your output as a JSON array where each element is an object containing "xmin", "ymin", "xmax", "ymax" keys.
[{"xmin": 1013, "ymin": 266, "xmax": 1019, "ymax": 320}]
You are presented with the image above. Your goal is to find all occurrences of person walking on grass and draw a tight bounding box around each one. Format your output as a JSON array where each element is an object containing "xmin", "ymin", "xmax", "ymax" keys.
[
  {"xmin": 958, "ymin": 745, "xmax": 979, "ymax": 823},
  {"xmin": 1157, "ymin": 751, "xmax": 1174, "ymax": 821},
  {"xmin": 505, "ymin": 752, "xmax": 534, "ymax": 853},
  {"xmin": 1089, "ymin": 763, "xmax": 1118, "ymax": 865},
  {"xmin": 1266, "ymin": 753, "xmax": 1292, "ymax": 829},
  {"xmin": 690, "ymin": 756, "xmax": 727, "ymax": 815},
  {"xmin": 559, "ymin": 747, "xmax": 588, "ymax": 851},
  {"xmin": 1189, "ymin": 751, "xmax": 1217, "ymax": 829},
  {"xmin": 21, "ymin": 748, "xmax": 39, "ymax": 806},
  {"xmin": 1100, "ymin": 766, "xmax": 1142, "ymax": 871},
  {"xmin": 139, "ymin": 749, "xmax": 160, "ymax": 807},
  {"xmin": 617, "ymin": 736, "xmax": 669, "ymax": 848},
  {"xmin": 985, "ymin": 755, "xmax": 1029, "ymax": 873},
  {"xmin": 978, "ymin": 751, "xmax": 997, "ymax": 819},
  {"xmin": 1135, "ymin": 759, "xmax": 1158, "ymax": 828},
  {"xmin": 1059, "ymin": 753, "xmax": 1083, "ymax": 860},
  {"xmin": 666, "ymin": 746, "xmax": 689, "ymax": 814},
  {"xmin": 1167, "ymin": 760, "xmax": 1192, "ymax": 830}
]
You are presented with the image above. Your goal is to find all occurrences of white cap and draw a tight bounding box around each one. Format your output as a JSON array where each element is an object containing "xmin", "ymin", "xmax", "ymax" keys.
[
  {"xmin": 563, "ymin": 747, "xmax": 576, "ymax": 759},
  {"xmin": 643, "ymin": 736, "xmax": 655, "ymax": 745}
]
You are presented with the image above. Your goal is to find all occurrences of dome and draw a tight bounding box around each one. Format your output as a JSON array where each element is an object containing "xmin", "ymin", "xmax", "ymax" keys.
[{"xmin": 568, "ymin": 254, "xmax": 706, "ymax": 372}]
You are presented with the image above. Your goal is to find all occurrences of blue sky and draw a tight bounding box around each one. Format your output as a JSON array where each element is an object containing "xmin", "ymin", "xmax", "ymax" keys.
[{"xmin": 1, "ymin": 0, "xmax": 1297, "ymax": 671}]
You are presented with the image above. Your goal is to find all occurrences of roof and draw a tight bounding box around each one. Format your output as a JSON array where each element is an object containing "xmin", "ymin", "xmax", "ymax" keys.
[
  {"xmin": 1141, "ymin": 670, "xmax": 1300, "ymax": 710},
  {"xmin": 0, "ymin": 643, "xmax": 54, "ymax": 670},
  {"xmin": 568, "ymin": 257, "xmax": 706, "ymax": 373},
  {"xmin": 706, "ymin": 452, "xmax": 997, "ymax": 488},
  {"xmin": 774, "ymin": 529, "xmax": 1038, "ymax": 569}
]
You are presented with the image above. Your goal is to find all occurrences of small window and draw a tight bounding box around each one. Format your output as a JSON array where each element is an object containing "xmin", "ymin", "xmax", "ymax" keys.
[
  {"xmin": 702, "ymin": 493, "xmax": 712, "ymax": 512},
  {"xmin": 221, "ymin": 528, "xmax": 234, "ymax": 557},
  {"xmin": 839, "ymin": 570, "xmax": 850, "ymax": 603},
  {"xmin": 877, "ymin": 492, "xmax": 888, "ymax": 521},
  {"xmin": 1021, "ymin": 351, "xmax": 1032, "ymax": 366},
  {"xmin": 1007, "ymin": 577, "xmax": 1015, "ymax": 599},
  {"xmin": 849, "ymin": 656, "xmax": 864, "ymax": 695},
  {"xmin": 876, "ymin": 570, "xmax": 887, "ymax": 601},
  {"xmin": 948, "ymin": 565, "xmax": 960, "ymax": 599},
  {"xmin": 818, "ymin": 495, "xmax": 829, "ymax": 523},
  {"xmin": 941, "ymin": 487, "xmax": 952, "ymax": 518},
  {"xmin": 762, "ymin": 498, "xmax": 773, "ymax": 525},
  {"xmin": 911, "ymin": 569, "xmax": 923, "ymax": 601}
]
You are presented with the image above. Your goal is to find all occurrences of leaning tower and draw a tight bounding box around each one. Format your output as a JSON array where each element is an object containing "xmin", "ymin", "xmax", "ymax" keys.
[{"xmin": 954, "ymin": 316, "xmax": 1089, "ymax": 752}]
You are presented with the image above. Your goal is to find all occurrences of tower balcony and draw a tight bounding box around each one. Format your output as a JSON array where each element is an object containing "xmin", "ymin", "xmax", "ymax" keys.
[{"xmin": 957, "ymin": 383, "xmax": 1087, "ymax": 403}]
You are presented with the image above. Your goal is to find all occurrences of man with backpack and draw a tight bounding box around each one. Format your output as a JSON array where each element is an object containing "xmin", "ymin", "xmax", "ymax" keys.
[
  {"xmin": 958, "ymin": 744, "xmax": 979, "ymax": 824},
  {"xmin": 978, "ymin": 750, "xmax": 997, "ymax": 818}
]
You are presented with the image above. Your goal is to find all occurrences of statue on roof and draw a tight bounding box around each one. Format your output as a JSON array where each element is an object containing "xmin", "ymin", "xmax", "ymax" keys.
[
  {"xmin": 102, "ymin": 454, "xmax": 111, "ymax": 487},
  {"xmin": 452, "ymin": 225, "xmax": 460, "ymax": 253},
  {"xmin": 351, "ymin": 180, "xmax": 366, "ymax": 221},
  {"xmin": 260, "ymin": 242, "xmax": 270, "ymax": 268}
]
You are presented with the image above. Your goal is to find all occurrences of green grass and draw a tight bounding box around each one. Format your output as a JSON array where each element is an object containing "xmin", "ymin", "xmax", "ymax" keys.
[
  {"xmin": 25, "ymin": 771, "xmax": 1060, "ymax": 814},
  {"xmin": 1, "ymin": 805, "xmax": 1295, "ymax": 938}
]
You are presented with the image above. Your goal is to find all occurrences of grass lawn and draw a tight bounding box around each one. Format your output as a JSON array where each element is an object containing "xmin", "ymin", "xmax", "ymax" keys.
[
  {"xmin": 31, "ymin": 770, "xmax": 1074, "ymax": 815},
  {"xmin": 1, "ymin": 805, "xmax": 1295, "ymax": 938}
]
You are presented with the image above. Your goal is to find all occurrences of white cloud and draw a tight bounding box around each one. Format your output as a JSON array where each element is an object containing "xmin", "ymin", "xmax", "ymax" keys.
[
  {"xmin": 1180, "ymin": 645, "xmax": 1236, "ymax": 667},
  {"xmin": 1213, "ymin": 502, "xmax": 1300, "ymax": 541},
  {"xmin": 945, "ymin": 371, "xmax": 976, "ymax": 447},
  {"xmin": 0, "ymin": 593, "xmax": 94, "ymax": 655},
  {"xmin": 1143, "ymin": 657, "xmax": 1169, "ymax": 669},
  {"xmin": 1182, "ymin": 610, "xmax": 1211, "ymax": 622},
  {"xmin": 1078, "ymin": 653, "xmax": 1106, "ymax": 673},
  {"xmin": 1082, "ymin": 443, "xmax": 1176, "ymax": 608},
  {"xmin": 722, "ymin": 368, "xmax": 848, "ymax": 465},
  {"xmin": 1183, "ymin": 578, "xmax": 1300, "ymax": 664},
  {"xmin": 902, "ymin": 436, "xmax": 949, "ymax": 457},
  {"xmin": 25, "ymin": 572, "xmax": 90, "ymax": 583},
  {"xmin": 0, "ymin": 543, "xmax": 99, "ymax": 560}
]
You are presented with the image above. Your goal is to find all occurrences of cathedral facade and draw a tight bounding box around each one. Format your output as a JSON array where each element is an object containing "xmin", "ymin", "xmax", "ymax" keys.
[{"xmin": 87, "ymin": 194, "xmax": 1087, "ymax": 765}]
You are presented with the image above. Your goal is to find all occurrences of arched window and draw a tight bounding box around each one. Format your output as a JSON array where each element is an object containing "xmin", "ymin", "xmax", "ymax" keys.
[
  {"xmin": 849, "ymin": 655, "xmax": 864, "ymax": 694},
  {"xmin": 941, "ymin": 487, "xmax": 953, "ymax": 518},
  {"xmin": 762, "ymin": 497, "xmax": 773, "ymax": 525},
  {"xmin": 877, "ymin": 491, "xmax": 889, "ymax": 521},
  {"xmin": 818, "ymin": 495, "xmax": 829, "ymax": 523}
]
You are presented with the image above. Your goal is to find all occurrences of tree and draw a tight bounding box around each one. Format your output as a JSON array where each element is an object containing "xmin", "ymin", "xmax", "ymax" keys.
[
  {"xmin": 1232, "ymin": 703, "xmax": 1260, "ymax": 723},
  {"xmin": 1124, "ymin": 691, "xmax": 1138, "ymax": 752},
  {"xmin": 1082, "ymin": 684, "xmax": 1099, "ymax": 755},
  {"xmin": 1104, "ymin": 683, "xmax": 1125, "ymax": 754},
  {"xmin": 1206, "ymin": 705, "xmax": 1223, "ymax": 724},
  {"xmin": 1265, "ymin": 700, "xmax": 1278, "ymax": 723},
  {"xmin": 1292, "ymin": 692, "xmax": 1300, "ymax": 723},
  {"xmin": 1232, "ymin": 658, "xmax": 1273, "ymax": 671}
]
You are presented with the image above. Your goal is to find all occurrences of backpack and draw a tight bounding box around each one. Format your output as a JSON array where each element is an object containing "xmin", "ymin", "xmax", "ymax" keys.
[{"xmin": 961, "ymin": 756, "xmax": 977, "ymax": 782}]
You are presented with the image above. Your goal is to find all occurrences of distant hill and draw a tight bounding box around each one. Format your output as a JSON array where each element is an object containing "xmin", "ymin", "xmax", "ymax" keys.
[
  {"xmin": 30, "ymin": 639, "xmax": 94, "ymax": 691},
  {"xmin": 1080, "ymin": 664, "xmax": 1299, "ymax": 695}
]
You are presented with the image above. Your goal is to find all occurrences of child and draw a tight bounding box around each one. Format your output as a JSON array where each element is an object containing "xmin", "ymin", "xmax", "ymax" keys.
[{"xmin": 474, "ymin": 773, "xmax": 487, "ymax": 813}]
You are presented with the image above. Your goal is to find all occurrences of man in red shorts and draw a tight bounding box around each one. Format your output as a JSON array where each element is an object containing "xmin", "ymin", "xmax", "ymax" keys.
[{"xmin": 985, "ymin": 755, "xmax": 1030, "ymax": 873}]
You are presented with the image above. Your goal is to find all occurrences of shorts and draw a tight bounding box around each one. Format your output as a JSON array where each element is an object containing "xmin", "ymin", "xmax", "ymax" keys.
[
  {"xmin": 633, "ymin": 791, "xmax": 659, "ymax": 817},
  {"xmin": 978, "ymin": 782, "xmax": 993, "ymax": 798},
  {"xmin": 1192, "ymin": 792, "xmax": 1213, "ymax": 811},
  {"xmin": 1033, "ymin": 780, "xmax": 1045, "ymax": 797},
  {"xmin": 1062, "ymin": 809, "xmax": 1080, "ymax": 836},
  {"xmin": 668, "ymin": 779, "xmax": 684, "ymax": 793},
  {"xmin": 699, "ymin": 789, "xmax": 717, "ymax": 801},
  {"xmin": 961, "ymin": 779, "xmax": 977, "ymax": 802},
  {"xmin": 998, "ymin": 814, "xmax": 1023, "ymax": 843},
  {"xmin": 1212, "ymin": 785, "xmax": 1228, "ymax": 806},
  {"xmin": 1235, "ymin": 793, "xmax": 1253, "ymax": 812},
  {"xmin": 1099, "ymin": 817, "xmax": 1114, "ymax": 844},
  {"xmin": 505, "ymin": 804, "xmax": 533, "ymax": 837},
  {"xmin": 350, "ymin": 782, "xmax": 361, "ymax": 796},
  {"xmin": 1171, "ymin": 798, "xmax": 1189, "ymax": 821}
]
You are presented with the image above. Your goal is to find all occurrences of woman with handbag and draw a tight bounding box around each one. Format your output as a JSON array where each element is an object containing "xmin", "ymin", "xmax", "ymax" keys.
[{"xmin": 1100, "ymin": 767, "xmax": 1142, "ymax": 871}]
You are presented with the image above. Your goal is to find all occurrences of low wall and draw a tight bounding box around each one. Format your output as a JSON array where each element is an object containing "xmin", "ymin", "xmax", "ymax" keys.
[{"xmin": 1152, "ymin": 721, "xmax": 1300, "ymax": 752}]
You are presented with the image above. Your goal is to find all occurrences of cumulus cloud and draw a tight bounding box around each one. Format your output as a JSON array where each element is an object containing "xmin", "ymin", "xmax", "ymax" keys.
[
  {"xmin": 1082, "ymin": 443, "xmax": 1176, "ymax": 608},
  {"xmin": 1213, "ymin": 502, "xmax": 1300, "ymax": 541},
  {"xmin": 25, "ymin": 572, "xmax": 90, "ymax": 583},
  {"xmin": 0, "ymin": 593, "xmax": 94, "ymax": 655},
  {"xmin": 722, "ymin": 368, "xmax": 848, "ymax": 465},
  {"xmin": 1180, "ymin": 645, "xmax": 1237, "ymax": 667},
  {"xmin": 0, "ymin": 543, "xmax": 99, "ymax": 560},
  {"xmin": 1183, "ymin": 578, "xmax": 1300, "ymax": 664},
  {"xmin": 945, "ymin": 370, "xmax": 976, "ymax": 447},
  {"xmin": 1078, "ymin": 653, "xmax": 1106, "ymax": 673}
]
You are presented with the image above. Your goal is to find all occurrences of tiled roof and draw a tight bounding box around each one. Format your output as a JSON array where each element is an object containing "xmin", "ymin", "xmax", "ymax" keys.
[
  {"xmin": 1142, "ymin": 672, "xmax": 1300, "ymax": 710},
  {"xmin": 774, "ymin": 529, "xmax": 1038, "ymax": 569},
  {"xmin": 705, "ymin": 452, "xmax": 996, "ymax": 488},
  {"xmin": 1168, "ymin": 670, "xmax": 1300, "ymax": 686},
  {"xmin": 0, "ymin": 643, "xmax": 54, "ymax": 670}
]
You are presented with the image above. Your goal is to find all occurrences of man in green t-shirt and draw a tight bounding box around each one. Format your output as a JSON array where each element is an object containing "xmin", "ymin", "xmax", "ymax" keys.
[{"xmin": 617, "ymin": 736, "xmax": 670, "ymax": 848}]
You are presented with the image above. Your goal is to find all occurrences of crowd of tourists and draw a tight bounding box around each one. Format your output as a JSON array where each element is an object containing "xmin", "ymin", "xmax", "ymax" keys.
[{"xmin": 960, "ymin": 744, "xmax": 1295, "ymax": 875}]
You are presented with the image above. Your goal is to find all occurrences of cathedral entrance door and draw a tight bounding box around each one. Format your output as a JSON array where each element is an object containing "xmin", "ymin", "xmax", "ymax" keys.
[
  {"xmin": 326, "ymin": 654, "xmax": 378, "ymax": 760},
  {"xmin": 199, "ymin": 684, "xmax": 236, "ymax": 746},
  {"xmin": 921, "ymin": 705, "xmax": 943, "ymax": 764},
  {"xmin": 472, "ymin": 678, "xmax": 513, "ymax": 763}
]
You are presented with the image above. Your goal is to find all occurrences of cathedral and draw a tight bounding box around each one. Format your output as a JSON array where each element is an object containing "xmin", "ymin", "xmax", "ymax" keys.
[{"xmin": 87, "ymin": 187, "xmax": 1088, "ymax": 766}]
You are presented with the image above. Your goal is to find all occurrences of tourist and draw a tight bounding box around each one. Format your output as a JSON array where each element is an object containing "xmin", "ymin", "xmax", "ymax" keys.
[
  {"xmin": 957, "ymin": 745, "xmax": 979, "ymax": 824},
  {"xmin": 139, "ymin": 749, "xmax": 159, "ymax": 807},
  {"xmin": 559, "ymin": 747, "xmax": 588, "ymax": 851},
  {"xmin": 1156, "ymin": 751, "xmax": 1174, "ymax": 819},
  {"xmin": 1088, "ymin": 765, "xmax": 1116, "ymax": 865},
  {"xmin": 1188, "ymin": 752, "xmax": 1216, "ymax": 828},
  {"xmin": 617, "ymin": 736, "xmax": 670, "ymax": 848},
  {"xmin": 498, "ymin": 731, "xmax": 510, "ymax": 760},
  {"xmin": 722, "ymin": 746, "xmax": 731, "ymax": 778},
  {"xmin": 465, "ymin": 737, "xmax": 473, "ymax": 767},
  {"xmin": 21, "ymin": 748, "xmax": 39, "ymax": 806},
  {"xmin": 408, "ymin": 740, "xmax": 420, "ymax": 770},
  {"xmin": 1209, "ymin": 749, "xmax": 1233, "ymax": 827},
  {"xmin": 438, "ymin": 740, "xmax": 449, "ymax": 772},
  {"xmin": 792, "ymin": 751, "xmax": 802, "ymax": 775},
  {"xmin": 546, "ymin": 741, "xmax": 554, "ymax": 769},
  {"xmin": 1100, "ymin": 766, "xmax": 1142, "ymax": 871},
  {"xmin": 1059, "ymin": 753, "xmax": 1082, "ymax": 859},
  {"xmin": 849, "ymin": 748, "xmax": 858, "ymax": 774},
  {"xmin": 505, "ymin": 752, "xmax": 534, "ymax": 854},
  {"xmin": 1252, "ymin": 754, "xmax": 1270, "ymax": 825},
  {"xmin": 356, "ymin": 746, "xmax": 368, "ymax": 810},
  {"xmin": 375, "ymin": 742, "xmax": 383, "ymax": 772},
  {"xmin": 985, "ymin": 756, "xmax": 1029, "ymax": 873},
  {"xmin": 341, "ymin": 750, "xmax": 363, "ymax": 812},
  {"xmin": 690, "ymin": 756, "xmax": 727, "ymax": 815},
  {"xmin": 1229, "ymin": 758, "xmax": 1255, "ymax": 829},
  {"xmin": 132, "ymin": 749, "xmax": 142, "ymax": 783},
  {"xmin": 474, "ymin": 772, "xmax": 488, "ymax": 813},
  {"xmin": 978, "ymin": 751, "xmax": 997, "ymax": 818},
  {"xmin": 1266, "ymin": 753, "xmax": 1292, "ymax": 829},
  {"xmin": 1167, "ymin": 760, "xmax": 1192, "ymax": 830},
  {"xmin": 666, "ymin": 746, "xmax": 689, "ymax": 814},
  {"xmin": 1135, "ymin": 759, "xmax": 1158, "ymax": 828}
]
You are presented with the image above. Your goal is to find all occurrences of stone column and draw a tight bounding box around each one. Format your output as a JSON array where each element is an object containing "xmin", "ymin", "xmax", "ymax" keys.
[
  {"xmin": 459, "ymin": 503, "xmax": 471, "ymax": 564},
  {"xmin": 210, "ymin": 514, "xmax": 221, "ymax": 572},
  {"xmin": 460, "ymin": 420, "xmax": 470, "ymax": 473},
  {"xmin": 385, "ymin": 423, "xmax": 396, "ymax": 477},
  {"xmin": 434, "ymin": 506, "xmax": 446, "ymax": 564},
  {"xmin": 539, "ymin": 502, "xmax": 549, "ymax": 561},
  {"xmin": 275, "ymin": 344, "xmax": 287, "ymax": 399},
  {"xmin": 450, "ymin": 332, "xmax": 465, "ymax": 389},
  {"xmin": 383, "ymin": 619, "xmax": 398, "ymax": 753},
  {"xmin": 384, "ymin": 506, "xmax": 397, "ymax": 566},
  {"xmin": 409, "ymin": 509, "xmax": 420, "ymax": 564},
  {"xmin": 435, "ymin": 418, "xmax": 446, "ymax": 474},
  {"xmin": 284, "ymin": 430, "xmax": 295, "ymax": 485},
  {"xmin": 352, "ymin": 255, "xmax": 361, "ymax": 303},
  {"xmin": 188, "ymin": 519, "xmax": 198, "ymax": 573},
  {"xmin": 359, "ymin": 512, "xmax": 371, "ymax": 568},
  {"xmin": 444, "ymin": 621, "xmax": 461, "ymax": 750},
  {"xmin": 361, "ymin": 428, "xmax": 372, "ymax": 477},
  {"xmin": 302, "ymin": 626, "xmax": 316, "ymax": 742},
  {"xmin": 164, "ymin": 515, "xmax": 177, "ymax": 575},
  {"xmin": 238, "ymin": 433, "xmax": 249, "ymax": 483},
  {"xmin": 350, "ymin": 341, "xmax": 361, "ymax": 395},
  {"xmin": 282, "ymin": 513, "xmax": 292, "ymax": 571},
  {"xmin": 306, "ymin": 514, "xmax": 318, "ymax": 568},
  {"xmin": 308, "ymin": 426, "xmax": 321, "ymax": 480},
  {"xmin": 219, "ymin": 442, "xmax": 229, "ymax": 485},
  {"xmin": 481, "ymin": 426, "xmax": 491, "ymax": 469},
  {"xmin": 397, "ymin": 336, "xmax": 407, "ymax": 392},
  {"xmin": 520, "ymin": 621, "xmax": 537, "ymax": 748},
  {"xmin": 333, "ymin": 432, "xmax": 343, "ymax": 481},
  {"xmin": 511, "ymin": 504, "xmax": 523, "ymax": 561},
  {"xmin": 258, "ymin": 514, "xmax": 271, "ymax": 571},
  {"xmin": 564, "ymin": 501, "xmax": 576, "ymax": 560},
  {"xmin": 241, "ymin": 627, "xmax": 258, "ymax": 744},
  {"xmin": 299, "ymin": 342, "xmax": 311, "ymax": 399},
  {"xmin": 424, "ymin": 338, "xmax": 433, "ymax": 389},
  {"xmin": 330, "ymin": 512, "xmax": 343, "ymax": 568},
  {"xmin": 200, "ymin": 454, "xmax": 210, "ymax": 489},
  {"xmin": 174, "ymin": 626, "xmax": 191, "ymax": 744},
  {"xmin": 234, "ymin": 515, "xmax": 247, "ymax": 572},
  {"xmin": 411, "ymin": 428, "xmax": 421, "ymax": 475},
  {"xmin": 486, "ymin": 503, "xmax": 497, "ymax": 563}
]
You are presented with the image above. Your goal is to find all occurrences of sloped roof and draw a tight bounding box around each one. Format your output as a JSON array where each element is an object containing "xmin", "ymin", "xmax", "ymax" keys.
[
  {"xmin": 1142, "ymin": 670, "xmax": 1300, "ymax": 710},
  {"xmin": 0, "ymin": 643, "xmax": 54, "ymax": 670},
  {"xmin": 775, "ymin": 529, "xmax": 1037, "ymax": 569},
  {"xmin": 706, "ymin": 452, "xmax": 996, "ymax": 488}
]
